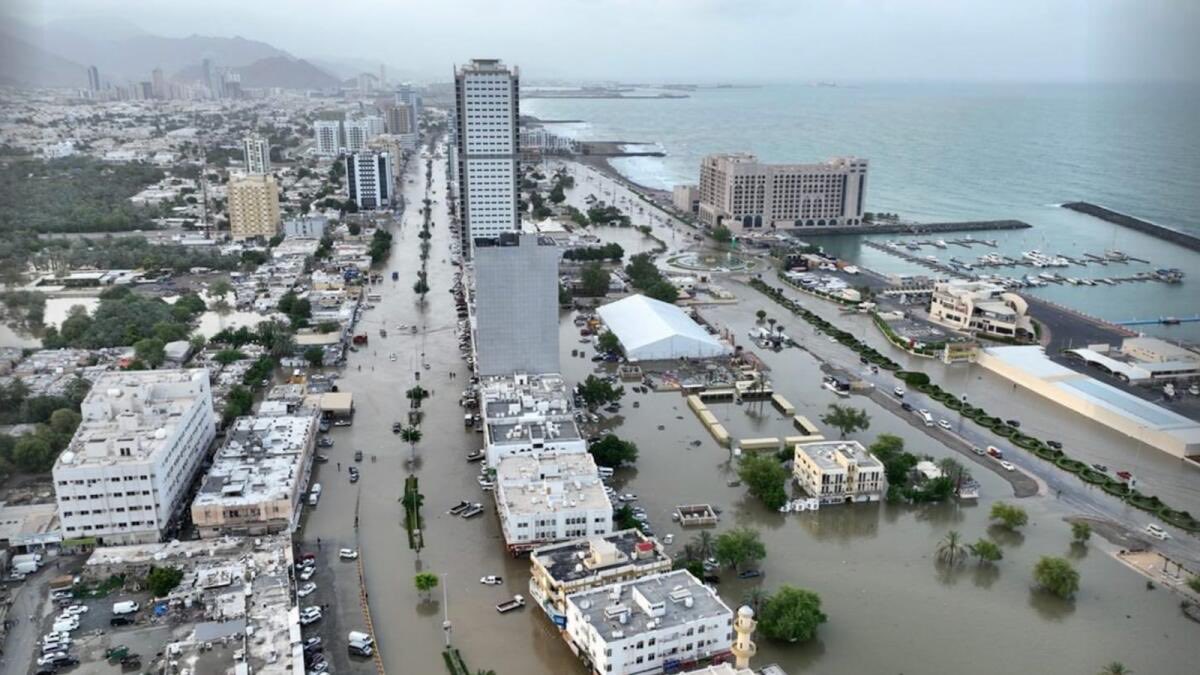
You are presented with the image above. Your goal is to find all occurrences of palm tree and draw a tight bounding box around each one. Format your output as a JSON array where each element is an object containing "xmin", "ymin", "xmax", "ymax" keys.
[
  {"xmin": 693, "ymin": 531, "xmax": 714, "ymax": 560},
  {"xmin": 680, "ymin": 543, "xmax": 700, "ymax": 563},
  {"xmin": 401, "ymin": 425, "xmax": 422, "ymax": 462},
  {"xmin": 742, "ymin": 588, "xmax": 768, "ymax": 614},
  {"xmin": 936, "ymin": 530, "xmax": 968, "ymax": 566},
  {"xmin": 1097, "ymin": 663, "xmax": 1131, "ymax": 675}
]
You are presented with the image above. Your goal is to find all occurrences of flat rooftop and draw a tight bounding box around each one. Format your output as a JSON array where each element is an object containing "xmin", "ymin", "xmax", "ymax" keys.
[
  {"xmin": 193, "ymin": 414, "xmax": 315, "ymax": 508},
  {"xmin": 533, "ymin": 529, "xmax": 669, "ymax": 584},
  {"xmin": 496, "ymin": 453, "xmax": 610, "ymax": 514},
  {"xmin": 568, "ymin": 570, "xmax": 731, "ymax": 641},
  {"xmin": 797, "ymin": 440, "xmax": 882, "ymax": 471},
  {"xmin": 481, "ymin": 373, "xmax": 581, "ymax": 444}
]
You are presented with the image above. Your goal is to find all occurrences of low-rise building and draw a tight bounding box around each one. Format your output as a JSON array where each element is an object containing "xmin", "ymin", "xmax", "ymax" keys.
[
  {"xmin": 53, "ymin": 370, "xmax": 216, "ymax": 545},
  {"xmin": 928, "ymin": 280, "xmax": 1033, "ymax": 339},
  {"xmin": 565, "ymin": 569, "xmax": 734, "ymax": 675},
  {"xmin": 480, "ymin": 372, "xmax": 586, "ymax": 466},
  {"xmin": 495, "ymin": 452, "xmax": 612, "ymax": 555},
  {"xmin": 191, "ymin": 413, "xmax": 317, "ymax": 538},
  {"xmin": 529, "ymin": 529, "xmax": 671, "ymax": 626},
  {"xmin": 793, "ymin": 440, "xmax": 885, "ymax": 505}
]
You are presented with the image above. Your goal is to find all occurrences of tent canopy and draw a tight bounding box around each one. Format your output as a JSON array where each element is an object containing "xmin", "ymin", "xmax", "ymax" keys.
[{"xmin": 597, "ymin": 294, "xmax": 730, "ymax": 361}]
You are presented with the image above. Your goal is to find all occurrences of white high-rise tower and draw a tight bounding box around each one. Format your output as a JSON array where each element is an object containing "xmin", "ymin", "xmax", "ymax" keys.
[
  {"xmin": 242, "ymin": 136, "xmax": 270, "ymax": 174},
  {"xmin": 453, "ymin": 58, "xmax": 519, "ymax": 257}
]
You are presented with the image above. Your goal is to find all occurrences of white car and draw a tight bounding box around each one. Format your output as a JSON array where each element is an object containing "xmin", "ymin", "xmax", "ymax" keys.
[
  {"xmin": 480, "ymin": 575, "xmax": 503, "ymax": 585},
  {"xmin": 299, "ymin": 607, "xmax": 323, "ymax": 625},
  {"xmin": 339, "ymin": 548, "xmax": 359, "ymax": 560},
  {"xmin": 299, "ymin": 566, "xmax": 316, "ymax": 581},
  {"xmin": 63, "ymin": 604, "xmax": 88, "ymax": 616},
  {"xmin": 937, "ymin": 419, "xmax": 952, "ymax": 430},
  {"xmin": 999, "ymin": 460, "xmax": 1016, "ymax": 472},
  {"xmin": 297, "ymin": 582, "xmax": 317, "ymax": 598},
  {"xmin": 1145, "ymin": 524, "xmax": 1170, "ymax": 540},
  {"xmin": 893, "ymin": 387, "xmax": 905, "ymax": 397},
  {"xmin": 37, "ymin": 653, "xmax": 67, "ymax": 666}
]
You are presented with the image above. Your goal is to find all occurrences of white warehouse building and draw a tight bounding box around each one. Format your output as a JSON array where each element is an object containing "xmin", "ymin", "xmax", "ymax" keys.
[
  {"xmin": 597, "ymin": 294, "xmax": 732, "ymax": 361},
  {"xmin": 53, "ymin": 370, "xmax": 216, "ymax": 545}
]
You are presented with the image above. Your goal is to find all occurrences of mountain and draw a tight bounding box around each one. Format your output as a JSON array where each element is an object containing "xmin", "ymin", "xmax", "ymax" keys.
[
  {"xmin": 0, "ymin": 32, "xmax": 87, "ymax": 87},
  {"xmin": 234, "ymin": 57, "xmax": 342, "ymax": 89}
]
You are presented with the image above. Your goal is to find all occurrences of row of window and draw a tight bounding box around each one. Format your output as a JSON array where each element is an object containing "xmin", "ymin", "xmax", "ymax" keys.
[
  {"xmin": 64, "ymin": 520, "xmax": 152, "ymax": 533},
  {"xmin": 60, "ymin": 490, "xmax": 152, "ymax": 500},
  {"xmin": 62, "ymin": 504, "xmax": 152, "ymax": 516}
]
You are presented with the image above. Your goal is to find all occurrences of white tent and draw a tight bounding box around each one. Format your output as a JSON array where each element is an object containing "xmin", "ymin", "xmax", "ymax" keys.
[{"xmin": 596, "ymin": 294, "xmax": 731, "ymax": 361}]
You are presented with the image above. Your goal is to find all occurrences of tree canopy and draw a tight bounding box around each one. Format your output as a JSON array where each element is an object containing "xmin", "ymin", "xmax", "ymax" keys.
[
  {"xmin": 821, "ymin": 404, "xmax": 870, "ymax": 438},
  {"xmin": 578, "ymin": 375, "xmax": 624, "ymax": 410},
  {"xmin": 1033, "ymin": 556, "xmax": 1079, "ymax": 599},
  {"xmin": 714, "ymin": 527, "xmax": 766, "ymax": 571},
  {"xmin": 990, "ymin": 502, "xmax": 1029, "ymax": 530},
  {"xmin": 758, "ymin": 586, "xmax": 827, "ymax": 643},
  {"xmin": 738, "ymin": 453, "xmax": 790, "ymax": 511},
  {"xmin": 579, "ymin": 263, "xmax": 611, "ymax": 297},
  {"xmin": 147, "ymin": 565, "xmax": 185, "ymax": 597},
  {"xmin": 588, "ymin": 434, "xmax": 638, "ymax": 468}
]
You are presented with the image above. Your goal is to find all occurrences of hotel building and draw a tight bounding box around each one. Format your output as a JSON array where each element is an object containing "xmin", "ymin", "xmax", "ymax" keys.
[
  {"xmin": 793, "ymin": 440, "xmax": 885, "ymax": 505},
  {"xmin": 453, "ymin": 58, "xmax": 520, "ymax": 255}
]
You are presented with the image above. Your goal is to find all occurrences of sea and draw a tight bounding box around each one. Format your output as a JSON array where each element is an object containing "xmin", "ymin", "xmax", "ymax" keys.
[{"xmin": 524, "ymin": 82, "xmax": 1200, "ymax": 341}]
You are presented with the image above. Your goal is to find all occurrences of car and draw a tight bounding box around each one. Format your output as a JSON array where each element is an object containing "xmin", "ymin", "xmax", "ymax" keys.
[
  {"xmin": 1005, "ymin": 419, "xmax": 1021, "ymax": 428},
  {"xmin": 1090, "ymin": 463, "xmax": 1109, "ymax": 473},
  {"xmin": 299, "ymin": 566, "xmax": 316, "ymax": 581},
  {"xmin": 42, "ymin": 632, "xmax": 70, "ymax": 643},
  {"xmin": 110, "ymin": 616, "xmax": 133, "ymax": 626},
  {"xmin": 480, "ymin": 575, "xmax": 503, "ymax": 585},
  {"xmin": 314, "ymin": 454, "xmax": 329, "ymax": 464},
  {"xmin": 63, "ymin": 604, "xmax": 88, "ymax": 615},
  {"xmin": 317, "ymin": 437, "xmax": 333, "ymax": 448},
  {"xmin": 339, "ymin": 548, "xmax": 359, "ymax": 560},
  {"xmin": 1144, "ymin": 524, "xmax": 1170, "ymax": 540},
  {"xmin": 900, "ymin": 402, "xmax": 914, "ymax": 412},
  {"xmin": 37, "ymin": 653, "xmax": 67, "ymax": 666},
  {"xmin": 893, "ymin": 387, "xmax": 905, "ymax": 397},
  {"xmin": 1046, "ymin": 440, "xmax": 1063, "ymax": 449},
  {"xmin": 303, "ymin": 637, "xmax": 323, "ymax": 651},
  {"xmin": 51, "ymin": 656, "xmax": 78, "ymax": 668},
  {"xmin": 937, "ymin": 419, "xmax": 952, "ymax": 430},
  {"xmin": 306, "ymin": 652, "xmax": 326, "ymax": 667},
  {"xmin": 50, "ymin": 590, "xmax": 73, "ymax": 601},
  {"xmin": 297, "ymin": 582, "xmax": 317, "ymax": 598},
  {"xmin": 308, "ymin": 662, "xmax": 330, "ymax": 675},
  {"xmin": 41, "ymin": 640, "xmax": 69, "ymax": 654},
  {"xmin": 354, "ymin": 450, "xmax": 364, "ymax": 462},
  {"xmin": 299, "ymin": 607, "xmax": 323, "ymax": 625},
  {"xmin": 971, "ymin": 446, "xmax": 985, "ymax": 456},
  {"xmin": 349, "ymin": 472, "xmax": 359, "ymax": 483},
  {"xmin": 999, "ymin": 460, "xmax": 1016, "ymax": 472}
]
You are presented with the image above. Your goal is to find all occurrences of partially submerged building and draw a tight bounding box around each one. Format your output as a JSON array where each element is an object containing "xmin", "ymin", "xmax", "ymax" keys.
[{"xmin": 495, "ymin": 452, "xmax": 612, "ymax": 555}]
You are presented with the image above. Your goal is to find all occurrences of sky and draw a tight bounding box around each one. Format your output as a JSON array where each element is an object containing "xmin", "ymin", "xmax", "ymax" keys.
[{"xmin": 10, "ymin": 0, "xmax": 1200, "ymax": 83}]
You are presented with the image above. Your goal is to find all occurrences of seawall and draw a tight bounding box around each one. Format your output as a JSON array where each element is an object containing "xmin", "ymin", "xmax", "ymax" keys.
[
  {"xmin": 1061, "ymin": 202, "xmax": 1200, "ymax": 253},
  {"xmin": 799, "ymin": 219, "xmax": 1031, "ymax": 236}
]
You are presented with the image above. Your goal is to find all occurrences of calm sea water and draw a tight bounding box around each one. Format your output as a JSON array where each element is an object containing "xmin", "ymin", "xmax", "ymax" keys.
[{"xmin": 525, "ymin": 83, "xmax": 1200, "ymax": 339}]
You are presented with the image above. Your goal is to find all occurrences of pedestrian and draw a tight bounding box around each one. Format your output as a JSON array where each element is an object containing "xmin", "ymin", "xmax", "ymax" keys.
[
  {"xmin": 317, "ymin": 537, "xmax": 322, "ymax": 548},
  {"xmin": 337, "ymin": 462, "xmax": 341, "ymax": 471}
]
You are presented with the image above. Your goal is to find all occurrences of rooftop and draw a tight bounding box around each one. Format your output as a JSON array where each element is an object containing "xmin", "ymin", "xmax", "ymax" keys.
[
  {"xmin": 533, "ymin": 529, "xmax": 669, "ymax": 584},
  {"xmin": 496, "ymin": 453, "xmax": 610, "ymax": 514},
  {"xmin": 796, "ymin": 440, "xmax": 882, "ymax": 472},
  {"xmin": 568, "ymin": 570, "xmax": 731, "ymax": 641},
  {"xmin": 481, "ymin": 373, "xmax": 580, "ymax": 444},
  {"xmin": 193, "ymin": 414, "xmax": 316, "ymax": 508}
]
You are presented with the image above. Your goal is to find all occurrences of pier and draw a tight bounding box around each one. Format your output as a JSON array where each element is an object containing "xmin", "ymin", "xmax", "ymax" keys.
[
  {"xmin": 1062, "ymin": 202, "xmax": 1200, "ymax": 253},
  {"xmin": 1115, "ymin": 315, "xmax": 1200, "ymax": 327},
  {"xmin": 796, "ymin": 219, "xmax": 1030, "ymax": 236}
]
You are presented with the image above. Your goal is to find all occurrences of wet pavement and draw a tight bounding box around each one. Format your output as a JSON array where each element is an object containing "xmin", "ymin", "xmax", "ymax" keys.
[{"xmin": 298, "ymin": 150, "xmax": 1199, "ymax": 675}]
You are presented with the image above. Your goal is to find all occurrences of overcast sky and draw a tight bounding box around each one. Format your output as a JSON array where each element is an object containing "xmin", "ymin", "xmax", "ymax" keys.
[{"xmin": 11, "ymin": 0, "xmax": 1200, "ymax": 83}]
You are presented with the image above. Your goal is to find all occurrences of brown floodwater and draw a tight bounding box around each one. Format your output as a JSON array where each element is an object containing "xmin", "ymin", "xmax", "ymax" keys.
[{"xmin": 301, "ymin": 153, "xmax": 1199, "ymax": 675}]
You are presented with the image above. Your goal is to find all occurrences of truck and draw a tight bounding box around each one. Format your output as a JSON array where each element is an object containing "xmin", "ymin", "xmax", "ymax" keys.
[
  {"xmin": 986, "ymin": 446, "xmax": 1003, "ymax": 460},
  {"xmin": 111, "ymin": 601, "xmax": 139, "ymax": 615},
  {"xmin": 12, "ymin": 559, "xmax": 39, "ymax": 576}
]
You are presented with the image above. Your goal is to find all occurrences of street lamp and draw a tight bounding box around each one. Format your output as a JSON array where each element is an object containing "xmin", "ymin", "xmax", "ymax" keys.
[{"xmin": 442, "ymin": 574, "xmax": 452, "ymax": 647}]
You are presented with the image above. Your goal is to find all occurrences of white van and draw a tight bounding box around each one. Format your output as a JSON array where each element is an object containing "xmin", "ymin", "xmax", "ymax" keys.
[
  {"xmin": 308, "ymin": 483, "xmax": 322, "ymax": 506},
  {"xmin": 596, "ymin": 466, "xmax": 614, "ymax": 479},
  {"xmin": 52, "ymin": 619, "xmax": 78, "ymax": 633},
  {"xmin": 919, "ymin": 410, "xmax": 934, "ymax": 427},
  {"xmin": 111, "ymin": 601, "xmax": 139, "ymax": 615}
]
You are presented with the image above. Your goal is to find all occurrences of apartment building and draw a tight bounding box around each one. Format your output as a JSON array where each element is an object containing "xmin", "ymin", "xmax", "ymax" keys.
[
  {"xmin": 190, "ymin": 413, "xmax": 317, "ymax": 538},
  {"xmin": 565, "ymin": 569, "xmax": 734, "ymax": 675},
  {"xmin": 480, "ymin": 372, "xmax": 585, "ymax": 466},
  {"xmin": 386, "ymin": 103, "xmax": 413, "ymax": 135},
  {"xmin": 453, "ymin": 58, "xmax": 520, "ymax": 255},
  {"xmin": 697, "ymin": 153, "xmax": 868, "ymax": 232},
  {"xmin": 52, "ymin": 370, "xmax": 216, "ymax": 545},
  {"xmin": 345, "ymin": 151, "xmax": 393, "ymax": 210},
  {"xmin": 243, "ymin": 135, "xmax": 270, "ymax": 174},
  {"xmin": 228, "ymin": 174, "xmax": 281, "ymax": 240},
  {"xmin": 314, "ymin": 120, "xmax": 342, "ymax": 156},
  {"xmin": 793, "ymin": 440, "xmax": 885, "ymax": 505},
  {"xmin": 673, "ymin": 185, "xmax": 700, "ymax": 214},
  {"xmin": 928, "ymin": 280, "xmax": 1032, "ymax": 339},
  {"xmin": 344, "ymin": 118, "xmax": 381, "ymax": 153},
  {"xmin": 530, "ymin": 530, "xmax": 671, "ymax": 626},
  {"xmin": 473, "ymin": 233, "xmax": 559, "ymax": 376},
  {"xmin": 495, "ymin": 452, "xmax": 612, "ymax": 555}
]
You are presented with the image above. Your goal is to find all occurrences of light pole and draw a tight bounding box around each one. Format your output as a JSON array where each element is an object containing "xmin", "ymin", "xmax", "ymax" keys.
[{"xmin": 442, "ymin": 573, "xmax": 452, "ymax": 647}]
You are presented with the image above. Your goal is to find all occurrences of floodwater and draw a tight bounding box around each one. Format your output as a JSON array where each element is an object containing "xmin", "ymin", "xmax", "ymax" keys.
[{"xmin": 302, "ymin": 151, "xmax": 1198, "ymax": 675}]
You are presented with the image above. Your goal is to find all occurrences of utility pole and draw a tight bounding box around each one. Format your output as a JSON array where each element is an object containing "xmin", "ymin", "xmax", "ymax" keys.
[{"xmin": 442, "ymin": 574, "xmax": 452, "ymax": 647}]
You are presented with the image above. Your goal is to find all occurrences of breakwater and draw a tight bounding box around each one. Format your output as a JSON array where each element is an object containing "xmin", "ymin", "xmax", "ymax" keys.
[
  {"xmin": 1062, "ymin": 202, "xmax": 1200, "ymax": 253},
  {"xmin": 804, "ymin": 219, "xmax": 1030, "ymax": 236}
]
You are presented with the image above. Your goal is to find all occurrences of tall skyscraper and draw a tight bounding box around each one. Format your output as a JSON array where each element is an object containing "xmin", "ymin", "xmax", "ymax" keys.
[
  {"xmin": 228, "ymin": 175, "xmax": 281, "ymax": 240},
  {"xmin": 345, "ymin": 152, "xmax": 393, "ymax": 210},
  {"xmin": 473, "ymin": 233, "xmax": 559, "ymax": 376},
  {"xmin": 202, "ymin": 58, "xmax": 220, "ymax": 99},
  {"xmin": 394, "ymin": 84, "xmax": 421, "ymax": 131},
  {"xmin": 87, "ymin": 65, "xmax": 101, "ymax": 93},
  {"xmin": 453, "ymin": 59, "xmax": 520, "ymax": 256},
  {"xmin": 385, "ymin": 104, "xmax": 412, "ymax": 135},
  {"xmin": 243, "ymin": 136, "xmax": 271, "ymax": 175},
  {"xmin": 314, "ymin": 120, "xmax": 342, "ymax": 156},
  {"xmin": 151, "ymin": 67, "xmax": 166, "ymax": 99}
]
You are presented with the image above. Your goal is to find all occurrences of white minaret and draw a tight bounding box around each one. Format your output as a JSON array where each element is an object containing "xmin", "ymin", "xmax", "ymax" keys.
[{"xmin": 731, "ymin": 605, "xmax": 758, "ymax": 670}]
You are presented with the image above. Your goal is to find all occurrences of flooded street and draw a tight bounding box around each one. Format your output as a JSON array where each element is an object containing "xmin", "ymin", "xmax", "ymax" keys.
[{"xmin": 302, "ymin": 151, "xmax": 1196, "ymax": 675}]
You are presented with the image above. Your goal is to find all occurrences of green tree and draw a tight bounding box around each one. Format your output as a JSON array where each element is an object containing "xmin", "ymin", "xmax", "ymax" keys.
[
  {"xmin": 134, "ymin": 338, "xmax": 166, "ymax": 368},
  {"xmin": 401, "ymin": 426, "xmax": 422, "ymax": 460},
  {"xmin": 989, "ymin": 502, "xmax": 1029, "ymax": 531},
  {"xmin": 820, "ymin": 404, "xmax": 870, "ymax": 438},
  {"xmin": 209, "ymin": 279, "xmax": 233, "ymax": 301},
  {"xmin": 758, "ymin": 586, "xmax": 827, "ymax": 643},
  {"xmin": 578, "ymin": 375, "xmax": 624, "ymax": 410},
  {"xmin": 48, "ymin": 409, "xmax": 82, "ymax": 436},
  {"xmin": 1033, "ymin": 556, "xmax": 1080, "ymax": 599},
  {"xmin": 969, "ymin": 538, "xmax": 1003, "ymax": 564},
  {"xmin": 303, "ymin": 346, "xmax": 324, "ymax": 368},
  {"xmin": 756, "ymin": 309, "xmax": 767, "ymax": 322},
  {"xmin": 549, "ymin": 182, "xmax": 565, "ymax": 204},
  {"xmin": 1071, "ymin": 521, "xmax": 1092, "ymax": 545},
  {"xmin": 579, "ymin": 263, "xmax": 611, "ymax": 297},
  {"xmin": 644, "ymin": 280, "xmax": 679, "ymax": 304},
  {"xmin": 935, "ymin": 530, "xmax": 968, "ymax": 566},
  {"xmin": 1097, "ymin": 663, "xmax": 1132, "ymax": 675},
  {"xmin": 414, "ymin": 572, "xmax": 439, "ymax": 601},
  {"xmin": 737, "ymin": 453, "xmax": 789, "ymax": 511},
  {"xmin": 692, "ymin": 531, "xmax": 715, "ymax": 560},
  {"xmin": 588, "ymin": 434, "xmax": 638, "ymax": 468},
  {"xmin": 558, "ymin": 284, "xmax": 573, "ymax": 306},
  {"xmin": 347, "ymin": 222, "xmax": 362, "ymax": 236},
  {"xmin": 714, "ymin": 527, "xmax": 766, "ymax": 571},
  {"xmin": 597, "ymin": 331, "xmax": 622, "ymax": 355},
  {"xmin": 146, "ymin": 566, "xmax": 184, "ymax": 597},
  {"xmin": 223, "ymin": 385, "xmax": 254, "ymax": 424},
  {"xmin": 406, "ymin": 385, "xmax": 430, "ymax": 408},
  {"xmin": 316, "ymin": 320, "xmax": 340, "ymax": 334},
  {"xmin": 12, "ymin": 435, "xmax": 53, "ymax": 472},
  {"xmin": 214, "ymin": 348, "xmax": 246, "ymax": 365},
  {"xmin": 613, "ymin": 504, "xmax": 640, "ymax": 530},
  {"xmin": 711, "ymin": 225, "xmax": 733, "ymax": 243}
]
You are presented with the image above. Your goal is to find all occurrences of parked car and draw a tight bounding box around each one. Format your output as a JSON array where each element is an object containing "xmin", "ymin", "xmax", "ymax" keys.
[
  {"xmin": 1005, "ymin": 419, "xmax": 1021, "ymax": 428},
  {"xmin": 314, "ymin": 454, "xmax": 329, "ymax": 464},
  {"xmin": 1090, "ymin": 463, "xmax": 1108, "ymax": 473},
  {"xmin": 302, "ymin": 637, "xmax": 323, "ymax": 651},
  {"xmin": 110, "ymin": 616, "xmax": 134, "ymax": 626},
  {"xmin": 299, "ymin": 607, "xmax": 323, "ymax": 625},
  {"xmin": 37, "ymin": 653, "xmax": 67, "ymax": 667},
  {"xmin": 354, "ymin": 450, "xmax": 364, "ymax": 462},
  {"xmin": 1046, "ymin": 440, "xmax": 1063, "ymax": 449},
  {"xmin": 297, "ymin": 582, "xmax": 317, "ymax": 598},
  {"xmin": 299, "ymin": 566, "xmax": 316, "ymax": 581},
  {"xmin": 480, "ymin": 576, "xmax": 503, "ymax": 585}
]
